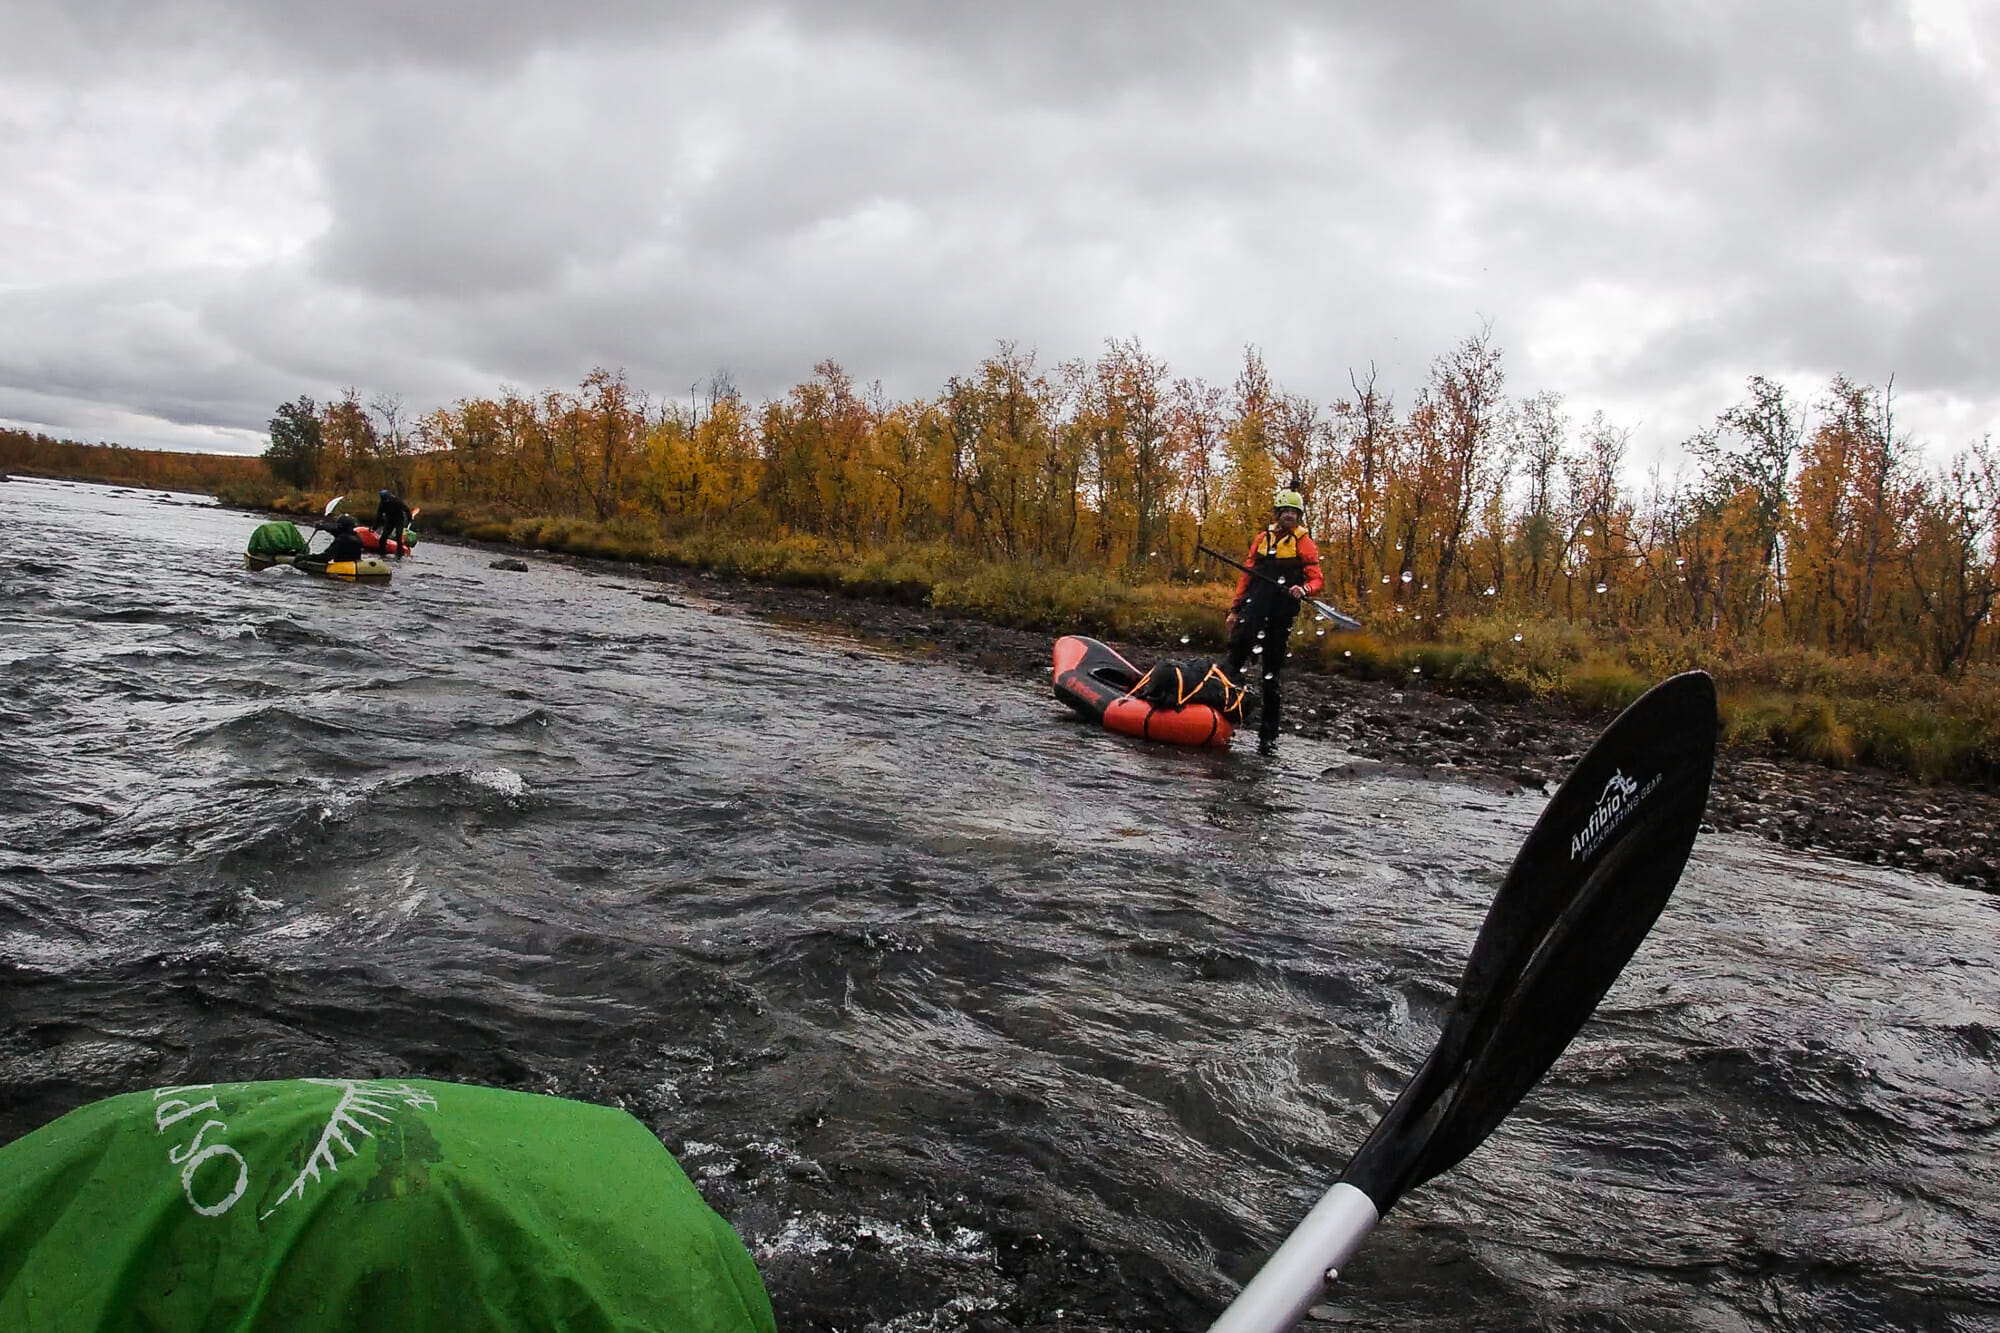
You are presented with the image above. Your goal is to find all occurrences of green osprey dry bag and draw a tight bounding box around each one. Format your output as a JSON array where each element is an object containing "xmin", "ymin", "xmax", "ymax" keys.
[{"xmin": 0, "ymin": 1077, "xmax": 775, "ymax": 1333}]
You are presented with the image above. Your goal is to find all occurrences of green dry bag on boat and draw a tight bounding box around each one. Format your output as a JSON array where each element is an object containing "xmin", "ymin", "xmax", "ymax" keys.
[
  {"xmin": 246, "ymin": 521, "xmax": 309, "ymax": 558},
  {"xmin": 0, "ymin": 1078, "xmax": 776, "ymax": 1333}
]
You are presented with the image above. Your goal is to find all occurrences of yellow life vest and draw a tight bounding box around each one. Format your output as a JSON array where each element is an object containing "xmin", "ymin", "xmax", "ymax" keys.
[{"xmin": 1253, "ymin": 526, "xmax": 1311, "ymax": 564}]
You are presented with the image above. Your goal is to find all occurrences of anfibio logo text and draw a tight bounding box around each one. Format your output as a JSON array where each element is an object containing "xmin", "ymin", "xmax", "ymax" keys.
[{"xmin": 1570, "ymin": 769, "xmax": 1661, "ymax": 862}]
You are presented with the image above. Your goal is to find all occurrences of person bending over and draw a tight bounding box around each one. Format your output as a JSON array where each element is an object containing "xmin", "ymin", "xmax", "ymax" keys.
[
  {"xmin": 374, "ymin": 488, "xmax": 413, "ymax": 557},
  {"xmin": 1224, "ymin": 489, "xmax": 1324, "ymax": 749}
]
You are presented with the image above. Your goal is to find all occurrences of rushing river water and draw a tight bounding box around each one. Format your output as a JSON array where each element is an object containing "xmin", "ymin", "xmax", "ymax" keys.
[{"xmin": 2, "ymin": 476, "xmax": 1996, "ymax": 1331}]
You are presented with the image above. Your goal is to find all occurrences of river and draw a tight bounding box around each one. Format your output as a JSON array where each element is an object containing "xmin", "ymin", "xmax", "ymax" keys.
[{"xmin": 2, "ymin": 476, "xmax": 1995, "ymax": 1331}]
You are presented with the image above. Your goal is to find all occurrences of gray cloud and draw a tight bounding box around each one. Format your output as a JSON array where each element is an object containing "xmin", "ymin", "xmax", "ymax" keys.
[{"xmin": 0, "ymin": 0, "xmax": 1994, "ymax": 467}]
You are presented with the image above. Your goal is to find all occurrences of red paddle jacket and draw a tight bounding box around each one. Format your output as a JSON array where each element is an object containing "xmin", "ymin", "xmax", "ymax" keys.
[{"xmin": 1233, "ymin": 525, "xmax": 1324, "ymax": 608}]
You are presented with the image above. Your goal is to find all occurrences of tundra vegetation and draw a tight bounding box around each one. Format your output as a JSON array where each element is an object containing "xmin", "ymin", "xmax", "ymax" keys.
[{"xmin": 6, "ymin": 331, "xmax": 1995, "ymax": 782}]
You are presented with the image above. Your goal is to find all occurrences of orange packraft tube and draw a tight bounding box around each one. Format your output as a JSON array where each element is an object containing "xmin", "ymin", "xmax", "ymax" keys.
[
  {"xmin": 356, "ymin": 526, "xmax": 415, "ymax": 556},
  {"xmin": 1051, "ymin": 635, "xmax": 1236, "ymax": 748}
]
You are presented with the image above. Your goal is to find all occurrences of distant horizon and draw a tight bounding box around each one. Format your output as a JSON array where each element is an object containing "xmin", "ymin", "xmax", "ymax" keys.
[{"xmin": 4, "ymin": 345, "xmax": 1987, "ymax": 488}]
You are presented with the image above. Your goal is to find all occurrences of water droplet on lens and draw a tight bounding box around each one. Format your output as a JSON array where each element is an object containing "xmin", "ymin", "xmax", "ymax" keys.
[
  {"xmin": 1316, "ymin": 628, "xmax": 1326, "ymax": 637},
  {"xmin": 1595, "ymin": 582, "xmax": 1609, "ymax": 594},
  {"xmin": 1381, "ymin": 575, "xmax": 1391, "ymax": 584},
  {"xmin": 1263, "ymin": 673, "xmax": 1274, "ymax": 681},
  {"xmin": 1179, "ymin": 635, "xmax": 1190, "ymax": 645},
  {"xmin": 1256, "ymin": 630, "xmax": 1266, "ymax": 640},
  {"xmin": 1343, "ymin": 649, "xmax": 1352, "ymax": 657},
  {"xmin": 1513, "ymin": 632, "xmax": 1524, "ymax": 642},
  {"xmin": 1400, "ymin": 570, "xmax": 1413, "ymax": 583},
  {"xmin": 1252, "ymin": 645, "xmax": 1264, "ymax": 655},
  {"xmin": 1484, "ymin": 585, "xmax": 1496, "ymax": 596},
  {"xmin": 1411, "ymin": 664, "xmax": 1422, "ymax": 673},
  {"xmin": 1582, "ymin": 526, "xmax": 1594, "ymax": 537}
]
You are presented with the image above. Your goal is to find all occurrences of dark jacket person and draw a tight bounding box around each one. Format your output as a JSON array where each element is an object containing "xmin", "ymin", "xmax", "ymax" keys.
[
  {"xmin": 1224, "ymin": 489, "xmax": 1324, "ymax": 747},
  {"xmin": 317, "ymin": 515, "xmax": 366, "ymax": 564},
  {"xmin": 374, "ymin": 489, "xmax": 412, "ymax": 557}
]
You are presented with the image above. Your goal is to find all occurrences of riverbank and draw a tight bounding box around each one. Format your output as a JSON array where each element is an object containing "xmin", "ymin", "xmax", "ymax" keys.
[
  {"xmin": 246, "ymin": 492, "xmax": 2000, "ymax": 788},
  {"xmin": 218, "ymin": 486, "xmax": 2000, "ymax": 894},
  {"xmin": 466, "ymin": 539, "xmax": 1995, "ymax": 897}
]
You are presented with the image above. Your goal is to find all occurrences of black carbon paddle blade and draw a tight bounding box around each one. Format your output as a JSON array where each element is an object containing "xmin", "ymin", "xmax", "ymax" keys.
[{"xmin": 1339, "ymin": 671, "xmax": 1717, "ymax": 1214}]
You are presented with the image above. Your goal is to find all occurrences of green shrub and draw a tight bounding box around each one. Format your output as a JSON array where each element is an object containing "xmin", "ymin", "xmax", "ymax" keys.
[
  {"xmin": 1781, "ymin": 697, "xmax": 1855, "ymax": 769},
  {"xmin": 1848, "ymin": 701, "xmax": 1997, "ymax": 784},
  {"xmin": 1719, "ymin": 692, "xmax": 1790, "ymax": 749},
  {"xmin": 1407, "ymin": 643, "xmax": 1509, "ymax": 695},
  {"xmin": 1564, "ymin": 661, "xmax": 1649, "ymax": 715},
  {"xmin": 1313, "ymin": 631, "xmax": 1397, "ymax": 680}
]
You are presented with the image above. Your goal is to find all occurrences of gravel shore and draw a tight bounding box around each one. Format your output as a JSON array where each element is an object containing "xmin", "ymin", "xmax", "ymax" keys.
[{"xmin": 577, "ymin": 556, "xmax": 2000, "ymax": 897}]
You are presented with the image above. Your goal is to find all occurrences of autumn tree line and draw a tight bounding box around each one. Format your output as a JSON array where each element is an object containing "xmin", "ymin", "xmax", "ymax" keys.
[
  {"xmin": 256, "ymin": 332, "xmax": 1998, "ymax": 676},
  {"xmin": 0, "ymin": 427, "xmax": 266, "ymax": 494}
]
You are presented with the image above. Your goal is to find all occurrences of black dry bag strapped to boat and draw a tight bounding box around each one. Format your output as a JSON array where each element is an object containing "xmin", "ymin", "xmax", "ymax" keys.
[{"xmin": 1132, "ymin": 659, "xmax": 1248, "ymax": 721}]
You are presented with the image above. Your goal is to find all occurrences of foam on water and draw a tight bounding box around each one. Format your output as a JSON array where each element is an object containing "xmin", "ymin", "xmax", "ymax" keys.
[
  {"xmin": 1, "ymin": 479, "xmax": 1995, "ymax": 1331},
  {"xmin": 468, "ymin": 767, "xmax": 527, "ymax": 799}
]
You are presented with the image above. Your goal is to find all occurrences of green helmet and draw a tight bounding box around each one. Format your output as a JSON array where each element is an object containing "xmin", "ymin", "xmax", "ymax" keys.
[{"xmin": 1273, "ymin": 489, "xmax": 1305, "ymax": 514}]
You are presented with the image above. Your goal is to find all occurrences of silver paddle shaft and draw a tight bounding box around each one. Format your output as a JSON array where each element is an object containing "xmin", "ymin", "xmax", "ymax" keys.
[{"xmin": 1206, "ymin": 1184, "xmax": 1378, "ymax": 1333}]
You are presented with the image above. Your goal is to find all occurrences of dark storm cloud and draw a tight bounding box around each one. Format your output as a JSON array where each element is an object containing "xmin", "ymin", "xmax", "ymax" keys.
[
  {"xmin": 0, "ymin": 0, "xmax": 717, "ymax": 75},
  {"xmin": 306, "ymin": 67, "xmax": 676, "ymax": 298},
  {"xmin": 0, "ymin": 276, "xmax": 290, "ymax": 441},
  {"xmin": 1328, "ymin": 0, "xmax": 1722, "ymax": 157},
  {"xmin": 7, "ymin": 0, "xmax": 1285, "ymax": 92},
  {"xmin": 0, "ymin": 0, "xmax": 1993, "ymax": 458}
]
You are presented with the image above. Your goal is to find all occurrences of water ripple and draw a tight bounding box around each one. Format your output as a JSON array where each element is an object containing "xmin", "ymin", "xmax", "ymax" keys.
[{"xmin": 2, "ymin": 478, "xmax": 1995, "ymax": 1330}]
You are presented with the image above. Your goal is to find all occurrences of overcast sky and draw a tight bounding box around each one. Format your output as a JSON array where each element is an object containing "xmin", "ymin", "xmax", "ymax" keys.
[{"xmin": 3, "ymin": 0, "xmax": 1995, "ymax": 473}]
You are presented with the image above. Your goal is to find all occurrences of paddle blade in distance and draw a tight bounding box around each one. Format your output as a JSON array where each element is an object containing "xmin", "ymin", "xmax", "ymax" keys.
[
  {"xmin": 1339, "ymin": 671, "xmax": 1717, "ymax": 1214},
  {"xmin": 1310, "ymin": 600, "xmax": 1363, "ymax": 633},
  {"xmin": 324, "ymin": 495, "xmax": 344, "ymax": 515}
]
